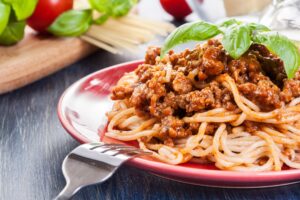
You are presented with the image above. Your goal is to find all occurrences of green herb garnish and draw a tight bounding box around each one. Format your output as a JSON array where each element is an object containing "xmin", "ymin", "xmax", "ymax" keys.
[
  {"xmin": 162, "ymin": 21, "xmax": 220, "ymax": 57},
  {"xmin": 48, "ymin": 0, "xmax": 137, "ymax": 36},
  {"xmin": 0, "ymin": 0, "xmax": 11, "ymax": 36},
  {"xmin": 161, "ymin": 19, "xmax": 300, "ymax": 79},
  {"xmin": 0, "ymin": 0, "xmax": 37, "ymax": 45},
  {"xmin": 0, "ymin": 18, "xmax": 25, "ymax": 46},
  {"xmin": 0, "ymin": 0, "xmax": 138, "ymax": 45},
  {"xmin": 222, "ymin": 24, "xmax": 251, "ymax": 59},
  {"xmin": 253, "ymin": 32, "xmax": 300, "ymax": 79},
  {"xmin": 48, "ymin": 10, "xmax": 93, "ymax": 37},
  {"xmin": 89, "ymin": 0, "xmax": 137, "ymax": 18},
  {"xmin": 3, "ymin": 0, "xmax": 38, "ymax": 21}
]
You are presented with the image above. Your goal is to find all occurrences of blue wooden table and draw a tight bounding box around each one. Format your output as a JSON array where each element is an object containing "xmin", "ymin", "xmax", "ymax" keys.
[{"xmin": 1, "ymin": 1, "xmax": 300, "ymax": 200}]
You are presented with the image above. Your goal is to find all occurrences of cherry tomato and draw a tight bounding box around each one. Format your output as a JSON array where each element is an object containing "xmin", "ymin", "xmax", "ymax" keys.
[
  {"xmin": 27, "ymin": 0, "xmax": 73, "ymax": 33},
  {"xmin": 160, "ymin": 0, "xmax": 192, "ymax": 20}
]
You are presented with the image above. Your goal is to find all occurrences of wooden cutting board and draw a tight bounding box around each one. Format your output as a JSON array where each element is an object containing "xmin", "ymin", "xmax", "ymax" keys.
[{"xmin": 0, "ymin": 29, "xmax": 96, "ymax": 94}]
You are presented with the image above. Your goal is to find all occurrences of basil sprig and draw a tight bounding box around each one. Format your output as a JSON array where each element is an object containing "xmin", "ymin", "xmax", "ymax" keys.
[
  {"xmin": 94, "ymin": 13, "xmax": 110, "ymax": 25},
  {"xmin": 161, "ymin": 21, "xmax": 220, "ymax": 56},
  {"xmin": 253, "ymin": 32, "xmax": 300, "ymax": 79},
  {"xmin": 48, "ymin": 10, "xmax": 93, "ymax": 37},
  {"xmin": 109, "ymin": 0, "xmax": 138, "ymax": 17},
  {"xmin": 0, "ymin": 0, "xmax": 137, "ymax": 45},
  {"xmin": 89, "ymin": 0, "xmax": 137, "ymax": 24},
  {"xmin": 247, "ymin": 23, "xmax": 270, "ymax": 32},
  {"xmin": 3, "ymin": 0, "xmax": 37, "ymax": 21},
  {"xmin": 48, "ymin": 0, "xmax": 137, "ymax": 36},
  {"xmin": 222, "ymin": 24, "xmax": 251, "ymax": 59},
  {"xmin": 0, "ymin": 17, "xmax": 25, "ymax": 46},
  {"xmin": 161, "ymin": 19, "xmax": 300, "ymax": 79},
  {"xmin": 0, "ymin": 0, "xmax": 37, "ymax": 45},
  {"xmin": 0, "ymin": 0, "xmax": 10, "ymax": 35},
  {"xmin": 218, "ymin": 19, "xmax": 241, "ymax": 30}
]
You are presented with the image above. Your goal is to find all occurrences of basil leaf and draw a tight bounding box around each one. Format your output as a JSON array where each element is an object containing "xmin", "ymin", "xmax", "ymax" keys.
[
  {"xmin": 0, "ymin": 0, "xmax": 10, "ymax": 35},
  {"xmin": 89, "ymin": 0, "xmax": 137, "ymax": 17},
  {"xmin": 110, "ymin": 0, "xmax": 137, "ymax": 17},
  {"xmin": 222, "ymin": 24, "xmax": 251, "ymax": 59},
  {"xmin": 219, "ymin": 19, "xmax": 241, "ymax": 28},
  {"xmin": 0, "ymin": 19, "xmax": 25, "ymax": 45},
  {"xmin": 161, "ymin": 21, "xmax": 220, "ymax": 57},
  {"xmin": 4, "ymin": 0, "xmax": 37, "ymax": 21},
  {"xmin": 253, "ymin": 32, "xmax": 300, "ymax": 79},
  {"xmin": 94, "ymin": 14, "xmax": 109, "ymax": 25},
  {"xmin": 48, "ymin": 10, "xmax": 92, "ymax": 37},
  {"xmin": 88, "ymin": 0, "xmax": 110, "ymax": 14},
  {"xmin": 247, "ymin": 23, "xmax": 270, "ymax": 32}
]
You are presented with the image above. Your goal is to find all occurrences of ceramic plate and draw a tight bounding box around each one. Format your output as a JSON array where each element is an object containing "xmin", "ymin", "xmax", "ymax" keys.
[{"xmin": 58, "ymin": 60, "xmax": 300, "ymax": 188}]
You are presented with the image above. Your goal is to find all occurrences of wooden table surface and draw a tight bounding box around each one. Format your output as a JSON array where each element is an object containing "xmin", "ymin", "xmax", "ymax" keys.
[{"xmin": 1, "ymin": 2, "xmax": 300, "ymax": 200}]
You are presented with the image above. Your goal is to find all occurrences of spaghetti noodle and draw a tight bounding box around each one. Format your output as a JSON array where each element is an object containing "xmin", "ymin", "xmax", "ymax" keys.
[{"xmin": 106, "ymin": 39, "xmax": 300, "ymax": 171}]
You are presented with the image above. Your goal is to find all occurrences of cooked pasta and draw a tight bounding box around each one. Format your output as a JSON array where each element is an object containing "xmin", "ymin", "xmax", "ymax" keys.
[{"xmin": 106, "ymin": 40, "xmax": 300, "ymax": 171}]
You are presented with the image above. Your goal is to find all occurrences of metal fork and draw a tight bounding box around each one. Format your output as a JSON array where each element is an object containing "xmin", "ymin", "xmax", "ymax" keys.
[{"xmin": 55, "ymin": 142, "xmax": 151, "ymax": 200}]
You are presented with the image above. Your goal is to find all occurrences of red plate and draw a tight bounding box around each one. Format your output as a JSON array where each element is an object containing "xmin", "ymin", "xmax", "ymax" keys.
[{"xmin": 58, "ymin": 60, "xmax": 300, "ymax": 188}]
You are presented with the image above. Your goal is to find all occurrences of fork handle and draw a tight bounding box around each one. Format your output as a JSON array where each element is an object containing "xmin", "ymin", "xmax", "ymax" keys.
[{"xmin": 55, "ymin": 182, "xmax": 79, "ymax": 200}]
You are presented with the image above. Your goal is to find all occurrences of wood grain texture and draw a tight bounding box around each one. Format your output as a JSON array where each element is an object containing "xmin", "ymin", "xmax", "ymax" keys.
[
  {"xmin": 1, "ymin": 2, "xmax": 300, "ymax": 200},
  {"xmin": 0, "ymin": 30, "xmax": 96, "ymax": 94}
]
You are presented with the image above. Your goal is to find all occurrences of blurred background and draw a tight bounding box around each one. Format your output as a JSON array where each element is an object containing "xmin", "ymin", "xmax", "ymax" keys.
[{"xmin": 0, "ymin": 0, "xmax": 299, "ymax": 94}]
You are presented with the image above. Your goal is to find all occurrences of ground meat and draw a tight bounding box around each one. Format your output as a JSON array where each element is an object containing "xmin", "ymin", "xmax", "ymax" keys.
[
  {"xmin": 184, "ymin": 88, "xmax": 215, "ymax": 112},
  {"xmin": 205, "ymin": 124, "xmax": 217, "ymax": 135},
  {"xmin": 171, "ymin": 81, "xmax": 236, "ymax": 113},
  {"xmin": 281, "ymin": 79, "xmax": 300, "ymax": 102},
  {"xmin": 149, "ymin": 97, "xmax": 174, "ymax": 118},
  {"xmin": 145, "ymin": 46, "xmax": 160, "ymax": 65},
  {"xmin": 238, "ymin": 78, "xmax": 282, "ymax": 111},
  {"xmin": 202, "ymin": 45, "xmax": 225, "ymax": 76},
  {"xmin": 163, "ymin": 137, "xmax": 174, "ymax": 146},
  {"xmin": 172, "ymin": 72, "xmax": 193, "ymax": 94},
  {"xmin": 243, "ymin": 121, "xmax": 260, "ymax": 133},
  {"xmin": 188, "ymin": 122, "xmax": 200, "ymax": 134},
  {"xmin": 148, "ymin": 78, "xmax": 166, "ymax": 97},
  {"xmin": 228, "ymin": 54, "xmax": 261, "ymax": 84},
  {"xmin": 164, "ymin": 92, "xmax": 178, "ymax": 109},
  {"xmin": 129, "ymin": 84, "xmax": 149, "ymax": 116},
  {"xmin": 111, "ymin": 85, "xmax": 133, "ymax": 100},
  {"xmin": 135, "ymin": 64, "xmax": 153, "ymax": 83},
  {"xmin": 221, "ymin": 88, "xmax": 237, "ymax": 111},
  {"xmin": 168, "ymin": 50, "xmax": 180, "ymax": 66},
  {"xmin": 161, "ymin": 116, "xmax": 191, "ymax": 138},
  {"xmin": 111, "ymin": 72, "xmax": 137, "ymax": 100},
  {"xmin": 148, "ymin": 87, "xmax": 167, "ymax": 118},
  {"xmin": 112, "ymin": 39, "xmax": 300, "ymax": 138},
  {"xmin": 250, "ymin": 44, "xmax": 286, "ymax": 86},
  {"xmin": 130, "ymin": 84, "xmax": 147, "ymax": 105}
]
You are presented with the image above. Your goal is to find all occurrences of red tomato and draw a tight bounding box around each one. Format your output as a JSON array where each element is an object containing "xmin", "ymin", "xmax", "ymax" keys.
[
  {"xmin": 160, "ymin": 0, "xmax": 192, "ymax": 20},
  {"xmin": 27, "ymin": 0, "xmax": 73, "ymax": 33}
]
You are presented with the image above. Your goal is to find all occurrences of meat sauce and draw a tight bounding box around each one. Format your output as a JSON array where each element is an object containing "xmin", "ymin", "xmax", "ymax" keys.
[{"xmin": 111, "ymin": 39, "xmax": 300, "ymax": 144}]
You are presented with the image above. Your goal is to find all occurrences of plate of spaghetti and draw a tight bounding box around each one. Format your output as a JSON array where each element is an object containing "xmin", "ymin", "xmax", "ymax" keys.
[{"xmin": 58, "ymin": 20, "xmax": 300, "ymax": 187}]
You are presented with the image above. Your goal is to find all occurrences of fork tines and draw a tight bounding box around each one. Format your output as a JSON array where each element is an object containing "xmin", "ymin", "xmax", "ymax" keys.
[{"xmin": 85, "ymin": 142, "xmax": 152, "ymax": 157}]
